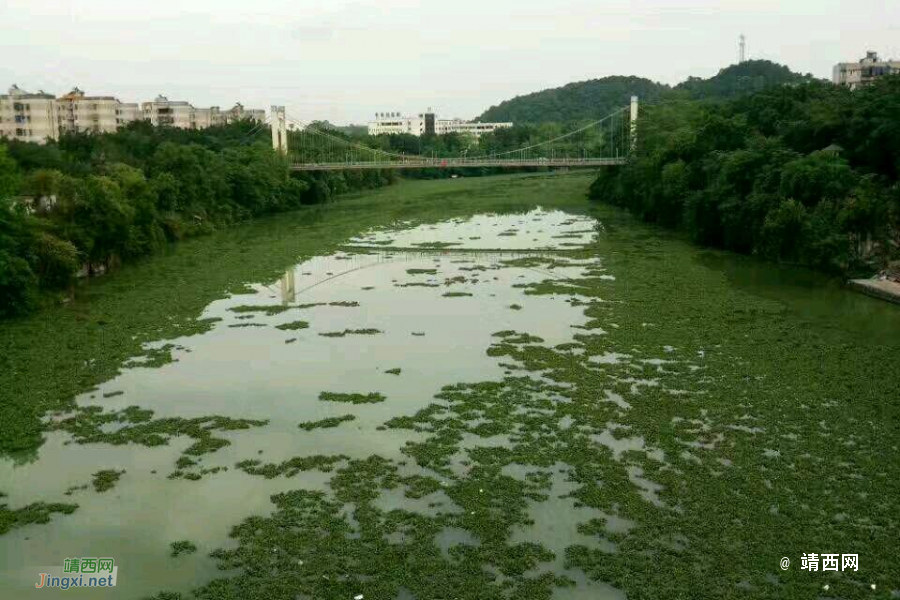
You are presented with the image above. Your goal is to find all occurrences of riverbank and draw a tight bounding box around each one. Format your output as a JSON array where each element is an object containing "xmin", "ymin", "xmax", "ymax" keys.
[{"xmin": 848, "ymin": 277, "xmax": 900, "ymax": 305}]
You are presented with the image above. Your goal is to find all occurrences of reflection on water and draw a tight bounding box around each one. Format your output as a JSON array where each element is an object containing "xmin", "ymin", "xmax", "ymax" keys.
[{"xmin": 1, "ymin": 208, "xmax": 616, "ymax": 599}]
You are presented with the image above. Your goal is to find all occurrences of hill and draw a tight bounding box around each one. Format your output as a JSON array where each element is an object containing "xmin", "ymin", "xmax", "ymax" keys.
[
  {"xmin": 476, "ymin": 61, "xmax": 819, "ymax": 124},
  {"xmin": 674, "ymin": 59, "xmax": 821, "ymax": 99},
  {"xmin": 477, "ymin": 76, "xmax": 669, "ymax": 124}
]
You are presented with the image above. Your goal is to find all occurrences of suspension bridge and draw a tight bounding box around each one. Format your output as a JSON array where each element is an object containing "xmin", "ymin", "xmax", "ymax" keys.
[{"xmin": 255, "ymin": 97, "xmax": 638, "ymax": 172}]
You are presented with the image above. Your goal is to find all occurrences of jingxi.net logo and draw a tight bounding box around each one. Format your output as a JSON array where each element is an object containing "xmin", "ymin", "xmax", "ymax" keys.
[{"xmin": 35, "ymin": 558, "xmax": 117, "ymax": 589}]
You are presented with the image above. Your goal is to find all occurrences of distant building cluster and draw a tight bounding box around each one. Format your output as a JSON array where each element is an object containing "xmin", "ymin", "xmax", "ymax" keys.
[
  {"xmin": 833, "ymin": 51, "xmax": 900, "ymax": 90},
  {"xmin": 0, "ymin": 85, "xmax": 265, "ymax": 145},
  {"xmin": 368, "ymin": 110, "xmax": 512, "ymax": 139}
]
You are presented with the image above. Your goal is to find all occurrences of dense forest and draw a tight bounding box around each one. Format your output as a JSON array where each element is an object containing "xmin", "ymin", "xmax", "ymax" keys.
[
  {"xmin": 589, "ymin": 75, "xmax": 900, "ymax": 274},
  {"xmin": 477, "ymin": 76, "xmax": 669, "ymax": 125},
  {"xmin": 0, "ymin": 121, "xmax": 396, "ymax": 317},
  {"xmin": 477, "ymin": 61, "xmax": 817, "ymax": 125}
]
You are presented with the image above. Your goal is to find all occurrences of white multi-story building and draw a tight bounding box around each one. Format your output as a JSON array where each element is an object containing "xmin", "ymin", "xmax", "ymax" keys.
[
  {"xmin": 116, "ymin": 103, "xmax": 141, "ymax": 126},
  {"xmin": 1, "ymin": 85, "xmax": 144, "ymax": 143},
  {"xmin": 142, "ymin": 96, "xmax": 266, "ymax": 130},
  {"xmin": 833, "ymin": 51, "xmax": 900, "ymax": 90},
  {"xmin": 222, "ymin": 103, "xmax": 265, "ymax": 123},
  {"xmin": 0, "ymin": 85, "xmax": 60, "ymax": 144},
  {"xmin": 56, "ymin": 87, "xmax": 142, "ymax": 135},
  {"xmin": 141, "ymin": 95, "xmax": 196, "ymax": 129},
  {"xmin": 436, "ymin": 118, "xmax": 513, "ymax": 138},
  {"xmin": 368, "ymin": 110, "xmax": 512, "ymax": 139}
]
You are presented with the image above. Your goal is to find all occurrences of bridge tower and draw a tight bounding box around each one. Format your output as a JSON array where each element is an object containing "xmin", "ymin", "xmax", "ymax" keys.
[
  {"xmin": 271, "ymin": 105, "xmax": 288, "ymax": 154},
  {"xmin": 630, "ymin": 96, "xmax": 639, "ymax": 153}
]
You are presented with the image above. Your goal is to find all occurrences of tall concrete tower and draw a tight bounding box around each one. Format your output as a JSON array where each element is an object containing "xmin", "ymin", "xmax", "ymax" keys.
[{"xmin": 271, "ymin": 105, "xmax": 288, "ymax": 154}]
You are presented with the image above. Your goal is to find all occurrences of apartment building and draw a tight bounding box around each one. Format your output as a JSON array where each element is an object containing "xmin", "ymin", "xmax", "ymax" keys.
[
  {"xmin": 1, "ymin": 85, "xmax": 144, "ymax": 143},
  {"xmin": 368, "ymin": 110, "xmax": 512, "ymax": 139},
  {"xmin": 223, "ymin": 103, "xmax": 265, "ymax": 123},
  {"xmin": 0, "ymin": 85, "xmax": 59, "ymax": 144},
  {"xmin": 141, "ymin": 95, "xmax": 195, "ymax": 128},
  {"xmin": 833, "ymin": 51, "xmax": 900, "ymax": 90},
  {"xmin": 142, "ymin": 97, "xmax": 266, "ymax": 129},
  {"xmin": 116, "ymin": 103, "xmax": 141, "ymax": 126},
  {"xmin": 57, "ymin": 87, "xmax": 141, "ymax": 134}
]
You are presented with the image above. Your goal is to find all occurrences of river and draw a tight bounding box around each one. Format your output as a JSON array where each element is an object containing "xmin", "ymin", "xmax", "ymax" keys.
[{"xmin": 1, "ymin": 172, "xmax": 898, "ymax": 600}]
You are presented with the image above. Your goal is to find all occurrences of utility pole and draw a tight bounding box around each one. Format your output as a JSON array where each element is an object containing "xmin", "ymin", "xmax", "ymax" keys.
[{"xmin": 739, "ymin": 34, "xmax": 747, "ymax": 64}]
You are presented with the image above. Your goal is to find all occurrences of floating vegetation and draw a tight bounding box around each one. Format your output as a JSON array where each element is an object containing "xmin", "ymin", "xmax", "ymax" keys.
[
  {"xmin": 102, "ymin": 391, "xmax": 124, "ymax": 398},
  {"xmin": 51, "ymin": 406, "xmax": 268, "ymax": 467},
  {"xmin": 411, "ymin": 332, "xmax": 426, "ymax": 336},
  {"xmin": 412, "ymin": 242, "xmax": 461, "ymax": 249},
  {"xmin": 169, "ymin": 540, "xmax": 197, "ymax": 557},
  {"xmin": 123, "ymin": 344, "xmax": 183, "ymax": 369},
  {"xmin": 228, "ymin": 323, "xmax": 266, "ymax": 328},
  {"xmin": 91, "ymin": 469, "xmax": 125, "ymax": 493},
  {"xmin": 285, "ymin": 338, "xmax": 297, "ymax": 344},
  {"xmin": 319, "ymin": 329, "xmax": 382, "ymax": 338},
  {"xmin": 508, "ymin": 304, "xmax": 523, "ymax": 310},
  {"xmin": 235, "ymin": 455, "xmax": 348, "ymax": 478},
  {"xmin": 385, "ymin": 368, "xmax": 402, "ymax": 375},
  {"xmin": 318, "ymin": 391, "xmax": 386, "ymax": 405},
  {"xmin": 397, "ymin": 282, "xmax": 440, "ymax": 288},
  {"xmin": 407, "ymin": 268, "xmax": 438, "ymax": 275},
  {"xmin": 230, "ymin": 305, "xmax": 294, "ymax": 316},
  {"xmin": 329, "ymin": 301, "xmax": 361, "ymax": 307},
  {"xmin": 442, "ymin": 292, "xmax": 473, "ymax": 298},
  {"xmin": 0, "ymin": 501, "xmax": 78, "ymax": 535},
  {"xmin": 275, "ymin": 320, "xmax": 310, "ymax": 331},
  {"xmin": 298, "ymin": 414, "xmax": 357, "ymax": 431},
  {"xmin": 64, "ymin": 484, "xmax": 89, "ymax": 496}
]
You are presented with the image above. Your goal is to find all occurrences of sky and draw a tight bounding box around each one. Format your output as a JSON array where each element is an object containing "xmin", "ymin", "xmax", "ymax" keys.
[{"xmin": 2, "ymin": 0, "xmax": 898, "ymax": 124}]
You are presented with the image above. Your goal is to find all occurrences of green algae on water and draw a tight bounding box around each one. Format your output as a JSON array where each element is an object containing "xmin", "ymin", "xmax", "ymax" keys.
[
  {"xmin": 275, "ymin": 320, "xmax": 310, "ymax": 331},
  {"xmin": 91, "ymin": 469, "xmax": 125, "ymax": 493},
  {"xmin": 298, "ymin": 414, "xmax": 357, "ymax": 431},
  {"xmin": 169, "ymin": 540, "xmax": 197, "ymax": 557},
  {"xmin": 318, "ymin": 392, "xmax": 386, "ymax": 405}
]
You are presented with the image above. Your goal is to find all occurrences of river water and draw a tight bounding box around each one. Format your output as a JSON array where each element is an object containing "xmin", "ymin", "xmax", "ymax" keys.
[
  {"xmin": 2, "ymin": 207, "xmax": 626, "ymax": 599},
  {"xmin": 3, "ymin": 178, "xmax": 899, "ymax": 600}
]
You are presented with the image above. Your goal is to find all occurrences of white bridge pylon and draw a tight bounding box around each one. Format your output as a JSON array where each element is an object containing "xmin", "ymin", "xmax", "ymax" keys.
[{"xmin": 275, "ymin": 97, "xmax": 637, "ymax": 171}]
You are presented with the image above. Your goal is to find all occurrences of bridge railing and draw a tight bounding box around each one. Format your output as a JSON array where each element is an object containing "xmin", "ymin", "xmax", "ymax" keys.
[{"xmin": 289, "ymin": 156, "xmax": 627, "ymax": 172}]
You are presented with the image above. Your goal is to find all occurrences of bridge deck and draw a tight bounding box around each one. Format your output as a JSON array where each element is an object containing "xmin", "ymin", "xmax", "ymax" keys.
[{"xmin": 290, "ymin": 158, "xmax": 626, "ymax": 172}]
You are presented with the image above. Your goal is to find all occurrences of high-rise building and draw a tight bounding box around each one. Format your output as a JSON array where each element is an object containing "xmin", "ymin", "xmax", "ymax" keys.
[{"xmin": 833, "ymin": 51, "xmax": 900, "ymax": 90}]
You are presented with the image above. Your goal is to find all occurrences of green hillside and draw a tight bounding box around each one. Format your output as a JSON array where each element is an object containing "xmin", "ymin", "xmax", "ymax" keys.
[
  {"xmin": 477, "ymin": 76, "xmax": 669, "ymax": 124},
  {"xmin": 477, "ymin": 61, "xmax": 819, "ymax": 124},
  {"xmin": 674, "ymin": 59, "xmax": 821, "ymax": 99}
]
